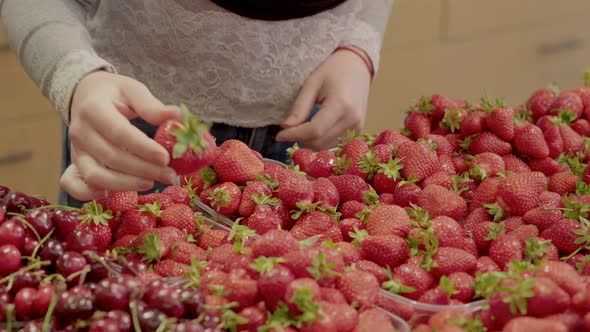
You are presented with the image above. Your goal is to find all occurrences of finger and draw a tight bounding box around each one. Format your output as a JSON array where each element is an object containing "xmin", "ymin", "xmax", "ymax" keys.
[
  {"xmin": 73, "ymin": 149, "xmax": 155, "ymax": 192},
  {"xmin": 76, "ymin": 100, "xmax": 170, "ymax": 166},
  {"xmin": 59, "ymin": 164, "xmax": 106, "ymax": 201},
  {"xmin": 276, "ymin": 99, "xmax": 343, "ymax": 143},
  {"xmin": 282, "ymin": 77, "xmax": 322, "ymax": 128},
  {"xmin": 122, "ymin": 81, "xmax": 181, "ymax": 125},
  {"xmin": 76, "ymin": 129, "xmax": 177, "ymax": 184}
]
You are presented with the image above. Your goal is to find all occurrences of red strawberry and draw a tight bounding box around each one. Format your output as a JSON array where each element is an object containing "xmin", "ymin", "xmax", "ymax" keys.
[
  {"xmin": 290, "ymin": 211, "xmax": 341, "ymax": 242},
  {"xmin": 489, "ymin": 234, "xmax": 524, "ymax": 269},
  {"xmin": 549, "ymin": 91, "xmax": 584, "ymax": 119},
  {"xmin": 251, "ymin": 229, "xmax": 298, "ymax": 258},
  {"xmin": 153, "ymin": 259, "xmax": 188, "ymax": 277},
  {"xmin": 277, "ymin": 172, "xmax": 314, "ymax": 210},
  {"xmin": 200, "ymin": 182, "xmax": 241, "ymax": 216},
  {"xmin": 422, "ymin": 171, "xmax": 454, "ymax": 190},
  {"xmin": 160, "ymin": 203, "xmax": 197, "ymax": 234},
  {"xmin": 336, "ymin": 270, "xmax": 379, "ymax": 308},
  {"xmin": 528, "ymin": 157, "xmax": 569, "ymax": 176},
  {"xmin": 496, "ymin": 171, "xmax": 547, "ymax": 216},
  {"xmin": 460, "ymin": 110, "xmax": 486, "ymax": 138},
  {"xmin": 224, "ymin": 268, "xmax": 259, "ymax": 309},
  {"xmin": 418, "ymin": 287, "xmax": 451, "ymax": 305},
  {"xmin": 339, "ymin": 137, "xmax": 370, "ymax": 162},
  {"xmin": 513, "ymin": 123, "xmax": 550, "ymax": 159},
  {"xmin": 527, "ymin": 276, "xmax": 572, "ymax": 317},
  {"xmin": 307, "ymin": 150, "xmax": 337, "ymax": 178},
  {"xmin": 352, "ymin": 308, "xmax": 395, "ymax": 332},
  {"xmin": 208, "ymin": 243, "xmax": 239, "ymax": 268},
  {"xmin": 560, "ymin": 124, "xmax": 586, "ymax": 154},
  {"xmin": 462, "ymin": 207, "xmax": 492, "ymax": 233},
  {"xmin": 485, "ymin": 106, "xmax": 515, "ymax": 141},
  {"xmin": 508, "ymin": 224, "xmax": 539, "ymax": 241},
  {"xmin": 340, "ymin": 201, "xmax": 366, "ymax": 219},
  {"xmin": 321, "ymin": 301, "xmax": 360, "ymax": 332},
  {"xmin": 111, "ymin": 234, "xmax": 137, "ymax": 249},
  {"xmin": 361, "ymin": 235, "xmax": 409, "ymax": 269},
  {"xmin": 527, "ymin": 88, "xmax": 556, "ymax": 120},
  {"xmin": 572, "ymin": 118, "xmax": 590, "ymax": 136},
  {"xmin": 328, "ymin": 175, "xmax": 377, "ymax": 204},
  {"xmin": 284, "ymin": 278, "xmax": 322, "ymax": 313},
  {"xmin": 237, "ymin": 306, "xmax": 266, "ymax": 332},
  {"xmin": 502, "ymin": 154, "xmax": 531, "ymax": 174},
  {"xmin": 522, "ymin": 207, "xmax": 562, "ymax": 231},
  {"xmin": 180, "ymin": 166, "xmax": 218, "ymax": 196},
  {"xmin": 503, "ymin": 317, "xmax": 568, "ymax": 332},
  {"xmin": 430, "ymin": 94, "xmax": 458, "ymax": 120},
  {"xmin": 549, "ymin": 171, "xmax": 578, "ymax": 196},
  {"xmin": 76, "ymin": 202, "xmax": 113, "ymax": 252},
  {"xmin": 418, "ymin": 184, "xmax": 467, "ymax": 221},
  {"xmin": 313, "ymin": 177, "xmax": 340, "ymax": 208},
  {"xmin": 246, "ymin": 204, "xmax": 284, "ymax": 235},
  {"xmin": 162, "ymin": 185, "xmax": 191, "ymax": 205},
  {"xmin": 213, "ymin": 139, "xmax": 264, "ymax": 183},
  {"xmin": 431, "ymin": 247, "xmax": 477, "ymax": 277},
  {"xmin": 397, "ymin": 141, "xmax": 439, "ymax": 181},
  {"xmin": 390, "ymin": 262, "xmax": 434, "ymax": 300},
  {"xmin": 333, "ymin": 241, "xmax": 364, "ymax": 266},
  {"xmin": 540, "ymin": 218, "xmax": 581, "ymax": 255},
  {"xmin": 354, "ymin": 260, "xmax": 388, "ymax": 285},
  {"xmin": 365, "ymin": 204, "xmax": 412, "ymax": 237},
  {"xmin": 288, "ymin": 144, "xmax": 315, "ymax": 173},
  {"xmin": 404, "ymin": 111, "xmax": 432, "ymax": 139},
  {"xmin": 446, "ymin": 272, "xmax": 475, "ymax": 303},
  {"xmin": 198, "ymin": 229, "xmax": 229, "ymax": 250},
  {"xmin": 468, "ymin": 132, "xmax": 512, "ymax": 156},
  {"xmin": 263, "ymin": 163, "xmax": 290, "ymax": 183},
  {"xmin": 166, "ymin": 241, "xmax": 206, "ymax": 264},
  {"xmin": 471, "ymin": 221, "xmax": 501, "ymax": 253},
  {"xmin": 371, "ymin": 144, "xmax": 394, "ymax": 163},
  {"xmin": 108, "ymin": 191, "xmax": 138, "ymax": 214},
  {"xmin": 469, "ymin": 152, "xmax": 505, "ymax": 180},
  {"xmin": 320, "ymin": 288, "xmax": 348, "ymax": 305},
  {"xmin": 374, "ymin": 129, "xmax": 411, "ymax": 147},
  {"xmin": 238, "ymin": 181, "xmax": 273, "ymax": 217},
  {"xmin": 115, "ymin": 205, "xmax": 158, "ymax": 240},
  {"xmin": 438, "ymin": 155, "xmax": 457, "ymax": 175},
  {"xmin": 372, "ymin": 158, "xmax": 403, "ymax": 194},
  {"xmin": 256, "ymin": 262, "xmax": 295, "ymax": 311},
  {"xmin": 392, "ymin": 183, "xmax": 422, "ymax": 207},
  {"xmin": 431, "ymin": 216, "xmax": 465, "ymax": 248},
  {"xmin": 452, "ymin": 154, "xmax": 470, "ymax": 174},
  {"xmin": 537, "ymin": 260, "xmax": 584, "ymax": 296},
  {"xmin": 154, "ymin": 107, "xmax": 217, "ymax": 175},
  {"xmin": 475, "ymin": 256, "xmax": 501, "ymax": 273},
  {"xmin": 542, "ymin": 124, "xmax": 564, "ymax": 159},
  {"xmin": 137, "ymin": 193, "xmax": 173, "ymax": 210}
]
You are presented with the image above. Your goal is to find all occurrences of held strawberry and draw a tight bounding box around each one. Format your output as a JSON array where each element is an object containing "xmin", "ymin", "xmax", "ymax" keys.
[
  {"xmin": 213, "ymin": 139, "xmax": 264, "ymax": 184},
  {"xmin": 154, "ymin": 104, "xmax": 217, "ymax": 175}
]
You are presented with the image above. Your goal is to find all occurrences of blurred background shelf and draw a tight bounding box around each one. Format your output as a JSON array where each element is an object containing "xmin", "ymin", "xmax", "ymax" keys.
[{"xmin": 2, "ymin": 0, "xmax": 590, "ymax": 201}]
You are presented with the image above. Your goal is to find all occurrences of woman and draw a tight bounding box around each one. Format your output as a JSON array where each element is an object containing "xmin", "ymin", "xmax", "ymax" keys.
[{"xmin": 0, "ymin": 0, "xmax": 393, "ymax": 205}]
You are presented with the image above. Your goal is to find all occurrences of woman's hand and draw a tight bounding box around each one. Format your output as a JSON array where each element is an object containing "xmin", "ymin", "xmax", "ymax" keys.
[
  {"xmin": 60, "ymin": 71, "xmax": 180, "ymax": 201},
  {"xmin": 276, "ymin": 47, "xmax": 372, "ymax": 151}
]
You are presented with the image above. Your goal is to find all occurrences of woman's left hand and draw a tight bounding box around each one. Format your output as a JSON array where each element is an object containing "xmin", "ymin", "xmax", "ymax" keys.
[{"xmin": 276, "ymin": 47, "xmax": 372, "ymax": 151}]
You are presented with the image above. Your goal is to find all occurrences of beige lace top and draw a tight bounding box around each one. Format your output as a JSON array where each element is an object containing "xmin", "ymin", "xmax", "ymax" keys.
[{"xmin": 0, "ymin": 0, "xmax": 393, "ymax": 127}]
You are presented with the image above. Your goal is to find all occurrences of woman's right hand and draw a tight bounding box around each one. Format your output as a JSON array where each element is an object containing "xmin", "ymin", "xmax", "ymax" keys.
[{"xmin": 60, "ymin": 71, "xmax": 180, "ymax": 201}]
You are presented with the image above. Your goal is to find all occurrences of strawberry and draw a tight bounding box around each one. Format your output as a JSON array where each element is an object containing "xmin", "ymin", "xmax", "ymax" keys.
[
  {"xmin": 452, "ymin": 154, "xmax": 470, "ymax": 174},
  {"xmin": 430, "ymin": 94, "xmax": 458, "ymax": 120},
  {"xmin": 438, "ymin": 108, "xmax": 467, "ymax": 134},
  {"xmin": 422, "ymin": 171, "xmax": 454, "ymax": 190},
  {"xmin": 328, "ymin": 175, "xmax": 377, "ymax": 204},
  {"xmin": 484, "ymin": 106, "xmax": 516, "ymax": 141},
  {"xmin": 208, "ymin": 243, "xmax": 239, "ymax": 268},
  {"xmin": 277, "ymin": 172, "xmax": 314, "ymax": 210},
  {"xmin": 542, "ymin": 124, "xmax": 564, "ymax": 159},
  {"xmin": 312, "ymin": 177, "xmax": 340, "ymax": 208},
  {"xmin": 333, "ymin": 241, "xmax": 364, "ymax": 266},
  {"xmin": 572, "ymin": 118, "xmax": 590, "ymax": 136},
  {"xmin": 160, "ymin": 203, "xmax": 197, "ymax": 234},
  {"xmin": 431, "ymin": 247, "xmax": 477, "ymax": 277},
  {"xmin": 540, "ymin": 218, "xmax": 581, "ymax": 255},
  {"xmin": 246, "ymin": 204, "xmax": 284, "ymax": 235},
  {"xmin": 238, "ymin": 181, "xmax": 273, "ymax": 217},
  {"xmin": 418, "ymin": 287, "xmax": 451, "ymax": 305},
  {"xmin": 115, "ymin": 204, "xmax": 159, "ymax": 240},
  {"xmin": 472, "ymin": 221, "xmax": 503, "ymax": 253},
  {"xmin": 352, "ymin": 308, "xmax": 395, "ymax": 332},
  {"xmin": 213, "ymin": 139, "xmax": 264, "ymax": 183},
  {"xmin": 560, "ymin": 124, "xmax": 586, "ymax": 154},
  {"xmin": 320, "ymin": 288, "xmax": 348, "ymax": 304},
  {"xmin": 251, "ymin": 229, "xmax": 299, "ymax": 259},
  {"xmin": 445, "ymin": 272, "xmax": 475, "ymax": 303},
  {"xmin": 263, "ymin": 163, "xmax": 290, "ymax": 183},
  {"xmin": 502, "ymin": 154, "xmax": 531, "ymax": 174},
  {"xmin": 389, "ymin": 262, "xmax": 433, "ymax": 300},
  {"xmin": 379, "ymin": 193, "xmax": 395, "ymax": 205},
  {"xmin": 339, "ymin": 137, "xmax": 370, "ymax": 161},
  {"xmin": 404, "ymin": 111, "xmax": 432, "ymax": 139},
  {"xmin": 462, "ymin": 207, "xmax": 492, "ymax": 233},
  {"xmin": 154, "ymin": 106, "xmax": 217, "ymax": 175},
  {"xmin": 460, "ymin": 110, "xmax": 486, "ymax": 138},
  {"xmin": 372, "ymin": 158, "xmax": 403, "ymax": 194},
  {"xmin": 373, "ymin": 129, "xmax": 411, "ymax": 147},
  {"xmin": 370, "ymin": 144, "xmax": 394, "ymax": 163},
  {"xmin": 321, "ymin": 301, "xmax": 360, "ymax": 332},
  {"xmin": 444, "ymin": 133, "xmax": 462, "ymax": 152},
  {"xmin": 290, "ymin": 211, "xmax": 341, "ymax": 242},
  {"xmin": 153, "ymin": 259, "xmax": 189, "ymax": 277},
  {"xmin": 520, "ymin": 207, "xmax": 561, "ymax": 232},
  {"xmin": 504, "ymin": 216, "xmax": 526, "ymax": 232},
  {"xmin": 549, "ymin": 91, "xmax": 584, "ymax": 119},
  {"xmin": 528, "ymin": 157, "xmax": 568, "ymax": 176},
  {"xmin": 198, "ymin": 229, "xmax": 229, "ymax": 250},
  {"xmin": 392, "ymin": 183, "xmax": 422, "ymax": 207},
  {"xmin": 513, "ymin": 122, "xmax": 550, "ymax": 159},
  {"xmin": 180, "ymin": 166, "xmax": 218, "ymax": 196},
  {"xmin": 237, "ymin": 306, "xmax": 266, "ymax": 332},
  {"xmin": 339, "ymin": 201, "xmax": 366, "ymax": 219},
  {"xmin": 200, "ymin": 182, "xmax": 241, "ymax": 216},
  {"xmin": 468, "ymin": 132, "xmax": 512, "ymax": 156},
  {"xmin": 353, "ymin": 260, "xmax": 387, "ymax": 285},
  {"xmin": 537, "ymin": 260, "xmax": 584, "ymax": 296},
  {"xmin": 429, "ymin": 216, "xmax": 464, "ymax": 248},
  {"xmin": 397, "ymin": 141, "xmax": 439, "ymax": 181},
  {"xmin": 253, "ymin": 262, "xmax": 295, "ymax": 311},
  {"xmin": 307, "ymin": 150, "xmax": 337, "ymax": 178},
  {"xmin": 137, "ymin": 193, "xmax": 173, "ymax": 210},
  {"xmin": 162, "ymin": 185, "xmax": 191, "ymax": 205},
  {"xmin": 549, "ymin": 171, "xmax": 578, "ymax": 196},
  {"xmin": 108, "ymin": 191, "xmax": 138, "ymax": 214},
  {"xmin": 288, "ymin": 143, "xmax": 315, "ymax": 173},
  {"xmin": 166, "ymin": 241, "xmax": 206, "ymax": 265},
  {"xmin": 418, "ymin": 184, "xmax": 467, "ymax": 221},
  {"xmin": 496, "ymin": 171, "xmax": 547, "ymax": 216},
  {"xmin": 111, "ymin": 234, "xmax": 137, "ymax": 249},
  {"xmin": 336, "ymin": 270, "xmax": 379, "ymax": 308},
  {"xmin": 76, "ymin": 201, "xmax": 114, "ymax": 252},
  {"xmin": 489, "ymin": 234, "xmax": 524, "ymax": 269},
  {"xmin": 283, "ymin": 277, "xmax": 322, "ymax": 313},
  {"xmin": 527, "ymin": 276, "xmax": 572, "ymax": 317},
  {"xmin": 503, "ymin": 317, "xmax": 568, "ymax": 332},
  {"xmin": 527, "ymin": 88, "xmax": 556, "ymax": 120},
  {"xmin": 365, "ymin": 204, "xmax": 412, "ymax": 237},
  {"xmin": 508, "ymin": 224, "xmax": 539, "ymax": 242},
  {"xmin": 360, "ymin": 235, "xmax": 409, "ymax": 269},
  {"xmin": 224, "ymin": 268, "xmax": 259, "ymax": 309},
  {"xmin": 438, "ymin": 155, "xmax": 457, "ymax": 175},
  {"xmin": 476, "ymin": 256, "xmax": 501, "ymax": 273},
  {"xmin": 469, "ymin": 152, "xmax": 505, "ymax": 180}
]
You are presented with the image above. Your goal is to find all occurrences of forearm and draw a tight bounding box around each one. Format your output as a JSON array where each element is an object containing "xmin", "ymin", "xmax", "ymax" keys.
[{"xmin": 0, "ymin": 0, "xmax": 115, "ymax": 123}]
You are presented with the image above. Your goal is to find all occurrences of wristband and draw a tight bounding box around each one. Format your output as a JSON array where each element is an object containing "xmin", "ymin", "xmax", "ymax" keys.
[{"xmin": 334, "ymin": 45, "xmax": 375, "ymax": 81}]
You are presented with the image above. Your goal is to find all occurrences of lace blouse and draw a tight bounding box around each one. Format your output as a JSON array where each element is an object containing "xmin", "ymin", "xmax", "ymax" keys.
[{"xmin": 0, "ymin": 0, "xmax": 393, "ymax": 127}]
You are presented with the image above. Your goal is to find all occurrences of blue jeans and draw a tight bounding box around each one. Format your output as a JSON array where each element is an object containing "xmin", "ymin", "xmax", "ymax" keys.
[{"xmin": 58, "ymin": 106, "xmax": 319, "ymax": 207}]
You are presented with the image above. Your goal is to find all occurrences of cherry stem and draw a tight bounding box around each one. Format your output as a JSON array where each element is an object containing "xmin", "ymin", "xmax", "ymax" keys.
[
  {"xmin": 129, "ymin": 300, "xmax": 142, "ymax": 332},
  {"xmin": 12, "ymin": 215, "xmax": 42, "ymax": 242},
  {"xmin": 65, "ymin": 265, "xmax": 91, "ymax": 286},
  {"xmin": 0, "ymin": 260, "xmax": 49, "ymax": 284},
  {"xmin": 42, "ymin": 291, "xmax": 58, "ymax": 332},
  {"xmin": 31, "ymin": 229, "xmax": 55, "ymax": 259},
  {"xmin": 28, "ymin": 204, "xmax": 80, "ymax": 213},
  {"xmin": 5, "ymin": 303, "xmax": 14, "ymax": 332},
  {"xmin": 84, "ymin": 251, "xmax": 114, "ymax": 276}
]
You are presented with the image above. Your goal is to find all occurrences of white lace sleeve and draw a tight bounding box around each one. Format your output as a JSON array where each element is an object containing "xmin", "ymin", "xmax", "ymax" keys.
[
  {"xmin": 340, "ymin": 0, "xmax": 394, "ymax": 74},
  {"xmin": 0, "ymin": 0, "xmax": 116, "ymax": 124}
]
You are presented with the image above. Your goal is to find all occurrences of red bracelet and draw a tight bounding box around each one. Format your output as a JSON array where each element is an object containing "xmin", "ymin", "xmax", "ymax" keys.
[{"xmin": 334, "ymin": 45, "xmax": 375, "ymax": 81}]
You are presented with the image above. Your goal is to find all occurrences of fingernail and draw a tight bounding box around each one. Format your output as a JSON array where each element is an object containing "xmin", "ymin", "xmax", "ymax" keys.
[
  {"xmin": 92, "ymin": 190, "xmax": 108, "ymax": 199},
  {"xmin": 139, "ymin": 180, "xmax": 154, "ymax": 191}
]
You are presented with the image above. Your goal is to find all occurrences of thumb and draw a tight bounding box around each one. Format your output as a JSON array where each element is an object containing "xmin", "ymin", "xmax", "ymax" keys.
[
  {"xmin": 282, "ymin": 77, "xmax": 322, "ymax": 128},
  {"xmin": 122, "ymin": 81, "xmax": 181, "ymax": 125}
]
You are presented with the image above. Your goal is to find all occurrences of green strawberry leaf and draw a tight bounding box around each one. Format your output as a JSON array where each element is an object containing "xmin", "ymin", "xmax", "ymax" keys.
[
  {"xmin": 480, "ymin": 96, "xmax": 506, "ymax": 113},
  {"xmin": 349, "ymin": 227, "xmax": 369, "ymax": 247},
  {"xmin": 381, "ymin": 267, "xmax": 416, "ymax": 294},
  {"xmin": 80, "ymin": 201, "xmax": 113, "ymax": 226},
  {"xmin": 250, "ymin": 256, "xmax": 286, "ymax": 275},
  {"xmin": 291, "ymin": 287, "xmax": 321, "ymax": 328},
  {"xmin": 484, "ymin": 221, "xmax": 505, "ymax": 241},
  {"xmin": 523, "ymin": 237, "xmax": 551, "ymax": 265},
  {"xmin": 439, "ymin": 275, "xmax": 459, "ymax": 298},
  {"xmin": 483, "ymin": 203, "xmax": 507, "ymax": 222},
  {"xmin": 307, "ymin": 252, "xmax": 336, "ymax": 281},
  {"xmin": 440, "ymin": 108, "xmax": 464, "ymax": 133}
]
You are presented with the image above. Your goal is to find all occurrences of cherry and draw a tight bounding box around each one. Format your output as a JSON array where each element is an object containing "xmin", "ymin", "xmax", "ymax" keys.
[
  {"xmin": 22, "ymin": 236, "xmax": 40, "ymax": 256},
  {"xmin": 116, "ymin": 274, "xmax": 142, "ymax": 299},
  {"xmin": 54, "ymin": 286, "xmax": 95, "ymax": 320},
  {"xmin": 14, "ymin": 287, "xmax": 39, "ymax": 320},
  {"xmin": 25, "ymin": 209, "xmax": 54, "ymax": 238},
  {"xmin": 89, "ymin": 318, "xmax": 120, "ymax": 332},
  {"xmin": 0, "ymin": 185, "xmax": 11, "ymax": 199},
  {"xmin": 174, "ymin": 321, "xmax": 205, "ymax": 332},
  {"xmin": 143, "ymin": 284, "xmax": 185, "ymax": 318},
  {"xmin": 121, "ymin": 254, "xmax": 148, "ymax": 275},
  {"xmin": 85, "ymin": 253, "xmax": 110, "ymax": 282},
  {"xmin": 0, "ymin": 244, "xmax": 21, "ymax": 276},
  {"xmin": 27, "ymin": 197, "xmax": 50, "ymax": 210},
  {"xmin": 22, "ymin": 320, "xmax": 46, "ymax": 332},
  {"xmin": 95, "ymin": 277, "xmax": 131, "ymax": 311},
  {"xmin": 106, "ymin": 309, "xmax": 132, "ymax": 332},
  {"xmin": 11, "ymin": 270, "xmax": 41, "ymax": 296},
  {"xmin": 0, "ymin": 219, "xmax": 26, "ymax": 248},
  {"xmin": 3, "ymin": 192, "xmax": 31, "ymax": 213},
  {"xmin": 56, "ymin": 251, "xmax": 87, "ymax": 285},
  {"xmin": 51, "ymin": 210, "xmax": 79, "ymax": 241},
  {"xmin": 0, "ymin": 205, "xmax": 5, "ymax": 223},
  {"xmin": 180, "ymin": 289, "xmax": 202, "ymax": 318},
  {"xmin": 136, "ymin": 301, "xmax": 167, "ymax": 332},
  {"xmin": 0, "ymin": 292, "xmax": 11, "ymax": 321},
  {"xmin": 32, "ymin": 284, "xmax": 55, "ymax": 316},
  {"xmin": 65, "ymin": 229, "xmax": 97, "ymax": 252},
  {"xmin": 201, "ymin": 314, "xmax": 221, "ymax": 329},
  {"xmin": 39, "ymin": 239, "xmax": 65, "ymax": 267}
]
